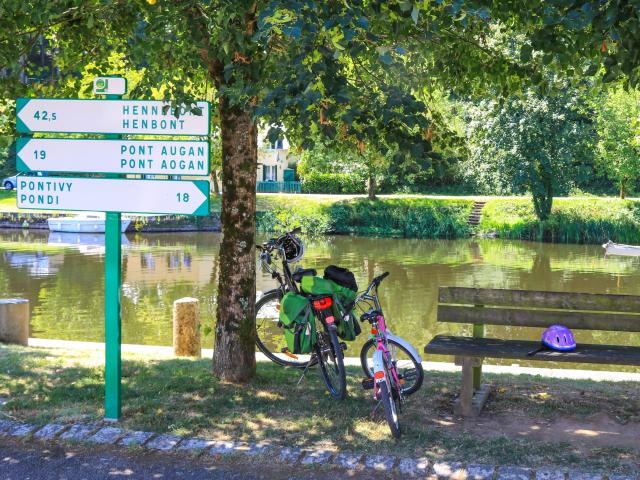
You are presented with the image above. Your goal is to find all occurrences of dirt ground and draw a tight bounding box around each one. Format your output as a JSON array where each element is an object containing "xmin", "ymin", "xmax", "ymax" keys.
[{"xmin": 435, "ymin": 411, "xmax": 640, "ymax": 454}]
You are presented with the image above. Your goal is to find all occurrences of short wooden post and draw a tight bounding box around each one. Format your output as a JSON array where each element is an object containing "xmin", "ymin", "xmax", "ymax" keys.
[
  {"xmin": 454, "ymin": 356, "xmax": 488, "ymax": 417},
  {"xmin": 0, "ymin": 299, "xmax": 29, "ymax": 346},
  {"xmin": 173, "ymin": 297, "xmax": 200, "ymax": 357}
]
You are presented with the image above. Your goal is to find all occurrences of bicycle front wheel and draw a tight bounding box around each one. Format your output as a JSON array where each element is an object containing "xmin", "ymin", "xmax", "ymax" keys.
[
  {"xmin": 360, "ymin": 338, "xmax": 424, "ymax": 395},
  {"xmin": 316, "ymin": 325, "xmax": 347, "ymax": 400},
  {"xmin": 255, "ymin": 290, "xmax": 315, "ymax": 368}
]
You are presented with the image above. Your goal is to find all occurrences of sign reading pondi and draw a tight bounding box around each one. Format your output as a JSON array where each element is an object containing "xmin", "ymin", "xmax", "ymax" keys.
[{"xmin": 17, "ymin": 177, "xmax": 209, "ymax": 216}]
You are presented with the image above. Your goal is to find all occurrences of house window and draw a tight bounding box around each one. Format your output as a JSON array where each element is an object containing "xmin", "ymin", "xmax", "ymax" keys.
[
  {"xmin": 270, "ymin": 139, "xmax": 284, "ymax": 150},
  {"xmin": 263, "ymin": 165, "xmax": 277, "ymax": 181}
]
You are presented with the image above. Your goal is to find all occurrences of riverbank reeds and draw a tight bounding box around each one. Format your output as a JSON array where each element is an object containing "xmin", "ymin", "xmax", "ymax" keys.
[
  {"xmin": 479, "ymin": 199, "xmax": 640, "ymax": 244},
  {"xmin": 256, "ymin": 197, "xmax": 473, "ymax": 238}
]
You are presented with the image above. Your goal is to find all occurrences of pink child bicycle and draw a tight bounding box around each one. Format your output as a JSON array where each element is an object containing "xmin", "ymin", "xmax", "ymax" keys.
[{"xmin": 357, "ymin": 272, "xmax": 424, "ymax": 438}]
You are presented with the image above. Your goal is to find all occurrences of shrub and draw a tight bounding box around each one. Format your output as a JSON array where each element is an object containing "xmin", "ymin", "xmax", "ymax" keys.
[
  {"xmin": 328, "ymin": 198, "xmax": 472, "ymax": 238},
  {"xmin": 301, "ymin": 172, "xmax": 366, "ymax": 194}
]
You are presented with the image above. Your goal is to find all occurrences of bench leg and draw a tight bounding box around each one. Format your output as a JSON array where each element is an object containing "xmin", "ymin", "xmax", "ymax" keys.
[{"xmin": 454, "ymin": 356, "xmax": 490, "ymax": 417}]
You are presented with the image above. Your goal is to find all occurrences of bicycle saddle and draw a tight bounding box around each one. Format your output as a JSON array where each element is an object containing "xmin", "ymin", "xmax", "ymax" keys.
[{"xmin": 292, "ymin": 267, "xmax": 317, "ymax": 283}]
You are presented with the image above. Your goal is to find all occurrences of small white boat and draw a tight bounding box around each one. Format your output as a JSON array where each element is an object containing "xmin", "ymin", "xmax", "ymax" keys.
[
  {"xmin": 48, "ymin": 232, "xmax": 130, "ymax": 255},
  {"xmin": 47, "ymin": 214, "xmax": 131, "ymax": 233},
  {"xmin": 603, "ymin": 240, "xmax": 640, "ymax": 257}
]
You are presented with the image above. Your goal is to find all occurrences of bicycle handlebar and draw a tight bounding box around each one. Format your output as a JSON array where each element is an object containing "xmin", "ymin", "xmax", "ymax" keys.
[{"xmin": 259, "ymin": 227, "xmax": 302, "ymax": 252}]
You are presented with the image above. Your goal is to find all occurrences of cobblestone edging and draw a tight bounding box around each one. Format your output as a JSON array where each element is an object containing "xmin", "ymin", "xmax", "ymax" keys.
[{"xmin": 0, "ymin": 419, "xmax": 635, "ymax": 480}]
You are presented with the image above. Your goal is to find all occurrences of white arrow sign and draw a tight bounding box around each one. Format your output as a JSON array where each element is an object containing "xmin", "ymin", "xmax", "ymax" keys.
[
  {"xmin": 17, "ymin": 177, "xmax": 209, "ymax": 216},
  {"xmin": 16, "ymin": 98, "xmax": 210, "ymax": 135},
  {"xmin": 16, "ymin": 138, "xmax": 210, "ymax": 176}
]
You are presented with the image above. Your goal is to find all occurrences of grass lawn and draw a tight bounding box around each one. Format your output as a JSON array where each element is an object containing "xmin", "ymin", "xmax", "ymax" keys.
[
  {"xmin": 1, "ymin": 344, "xmax": 639, "ymax": 474},
  {"xmin": 0, "ymin": 189, "xmax": 17, "ymax": 212}
]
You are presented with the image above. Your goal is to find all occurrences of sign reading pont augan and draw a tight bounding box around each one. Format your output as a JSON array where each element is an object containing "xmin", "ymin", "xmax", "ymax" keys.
[
  {"xmin": 16, "ymin": 98, "xmax": 210, "ymax": 136},
  {"xmin": 17, "ymin": 138, "xmax": 210, "ymax": 176}
]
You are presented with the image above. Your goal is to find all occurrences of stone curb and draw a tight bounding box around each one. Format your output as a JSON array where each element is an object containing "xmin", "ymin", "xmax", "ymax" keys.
[{"xmin": 0, "ymin": 420, "xmax": 635, "ymax": 480}]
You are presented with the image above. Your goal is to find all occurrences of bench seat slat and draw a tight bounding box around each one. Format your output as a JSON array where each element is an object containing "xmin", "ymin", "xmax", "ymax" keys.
[
  {"xmin": 439, "ymin": 287, "xmax": 640, "ymax": 313},
  {"xmin": 425, "ymin": 335, "xmax": 640, "ymax": 366},
  {"xmin": 437, "ymin": 305, "xmax": 640, "ymax": 332}
]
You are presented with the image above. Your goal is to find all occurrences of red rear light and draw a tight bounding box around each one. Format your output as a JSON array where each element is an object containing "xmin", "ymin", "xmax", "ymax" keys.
[
  {"xmin": 371, "ymin": 328, "xmax": 378, "ymax": 335},
  {"xmin": 374, "ymin": 371, "xmax": 385, "ymax": 379},
  {"xmin": 312, "ymin": 297, "xmax": 333, "ymax": 310}
]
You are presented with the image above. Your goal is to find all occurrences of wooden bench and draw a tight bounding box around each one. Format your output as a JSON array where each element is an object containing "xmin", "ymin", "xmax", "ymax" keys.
[{"xmin": 424, "ymin": 287, "xmax": 640, "ymax": 417}]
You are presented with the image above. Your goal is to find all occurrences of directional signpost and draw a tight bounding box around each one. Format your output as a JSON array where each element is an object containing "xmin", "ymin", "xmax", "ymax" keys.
[
  {"xmin": 16, "ymin": 98, "xmax": 210, "ymax": 135},
  {"xmin": 16, "ymin": 78, "xmax": 211, "ymax": 421},
  {"xmin": 16, "ymin": 138, "xmax": 210, "ymax": 175},
  {"xmin": 17, "ymin": 177, "xmax": 209, "ymax": 215}
]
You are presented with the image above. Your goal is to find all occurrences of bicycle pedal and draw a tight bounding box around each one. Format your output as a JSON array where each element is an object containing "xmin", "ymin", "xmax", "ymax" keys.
[
  {"xmin": 339, "ymin": 342, "xmax": 347, "ymax": 351},
  {"xmin": 280, "ymin": 348, "xmax": 299, "ymax": 360},
  {"xmin": 361, "ymin": 378, "xmax": 374, "ymax": 390}
]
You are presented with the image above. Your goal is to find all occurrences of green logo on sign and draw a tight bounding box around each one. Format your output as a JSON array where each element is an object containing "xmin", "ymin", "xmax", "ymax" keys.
[{"xmin": 95, "ymin": 78, "xmax": 108, "ymax": 93}]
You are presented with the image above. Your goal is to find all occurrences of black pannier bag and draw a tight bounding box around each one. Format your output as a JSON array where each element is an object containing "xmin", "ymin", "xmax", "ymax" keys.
[{"xmin": 323, "ymin": 265, "xmax": 358, "ymax": 292}]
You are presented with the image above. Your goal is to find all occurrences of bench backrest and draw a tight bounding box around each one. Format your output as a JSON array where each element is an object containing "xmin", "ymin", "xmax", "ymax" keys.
[{"xmin": 438, "ymin": 287, "xmax": 640, "ymax": 332}]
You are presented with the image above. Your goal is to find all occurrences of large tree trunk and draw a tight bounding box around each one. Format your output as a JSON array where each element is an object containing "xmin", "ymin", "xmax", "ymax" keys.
[
  {"xmin": 213, "ymin": 99, "xmax": 258, "ymax": 382},
  {"xmin": 620, "ymin": 179, "xmax": 627, "ymax": 199}
]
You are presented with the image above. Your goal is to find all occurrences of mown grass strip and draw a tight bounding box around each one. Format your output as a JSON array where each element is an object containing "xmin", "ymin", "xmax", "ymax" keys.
[{"xmin": 1, "ymin": 345, "xmax": 638, "ymax": 473}]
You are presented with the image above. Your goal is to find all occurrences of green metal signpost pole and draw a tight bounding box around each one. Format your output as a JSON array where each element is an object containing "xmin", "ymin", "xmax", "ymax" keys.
[{"xmin": 104, "ymin": 87, "xmax": 124, "ymax": 421}]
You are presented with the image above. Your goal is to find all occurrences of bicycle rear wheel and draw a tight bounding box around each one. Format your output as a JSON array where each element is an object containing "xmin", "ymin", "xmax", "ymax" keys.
[
  {"xmin": 255, "ymin": 290, "xmax": 315, "ymax": 368},
  {"xmin": 360, "ymin": 338, "xmax": 424, "ymax": 395},
  {"xmin": 316, "ymin": 325, "xmax": 347, "ymax": 400}
]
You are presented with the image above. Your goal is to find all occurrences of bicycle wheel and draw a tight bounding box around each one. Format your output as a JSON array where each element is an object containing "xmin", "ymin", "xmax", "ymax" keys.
[
  {"xmin": 379, "ymin": 372, "xmax": 401, "ymax": 439},
  {"xmin": 255, "ymin": 290, "xmax": 315, "ymax": 368},
  {"xmin": 360, "ymin": 338, "xmax": 424, "ymax": 395},
  {"xmin": 316, "ymin": 324, "xmax": 347, "ymax": 400}
]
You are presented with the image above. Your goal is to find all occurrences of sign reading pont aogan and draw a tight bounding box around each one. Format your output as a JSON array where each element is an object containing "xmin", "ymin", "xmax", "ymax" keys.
[
  {"xmin": 16, "ymin": 138, "xmax": 210, "ymax": 176},
  {"xmin": 16, "ymin": 98, "xmax": 210, "ymax": 135}
]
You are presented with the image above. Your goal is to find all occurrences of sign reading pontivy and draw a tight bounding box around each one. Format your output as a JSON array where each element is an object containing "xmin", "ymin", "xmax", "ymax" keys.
[
  {"xmin": 17, "ymin": 176, "xmax": 209, "ymax": 216},
  {"xmin": 16, "ymin": 98, "xmax": 210, "ymax": 136},
  {"xmin": 16, "ymin": 138, "xmax": 210, "ymax": 176}
]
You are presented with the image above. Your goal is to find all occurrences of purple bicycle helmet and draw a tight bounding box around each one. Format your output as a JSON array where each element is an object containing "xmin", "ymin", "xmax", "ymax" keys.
[{"xmin": 541, "ymin": 325, "xmax": 576, "ymax": 351}]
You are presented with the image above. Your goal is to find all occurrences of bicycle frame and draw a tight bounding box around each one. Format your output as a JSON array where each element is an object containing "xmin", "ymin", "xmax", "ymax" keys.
[
  {"xmin": 259, "ymin": 244, "xmax": 299, "ymax": 295},
  {"xmin": 370, "ymin": 313, "xmax": 402, "ymax": 399}
]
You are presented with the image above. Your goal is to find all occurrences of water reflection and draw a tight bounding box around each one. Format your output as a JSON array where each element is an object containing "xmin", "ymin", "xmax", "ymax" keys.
[{"xmin": 0, "ymin": 229, "xmax": 638, "ymax": 370}]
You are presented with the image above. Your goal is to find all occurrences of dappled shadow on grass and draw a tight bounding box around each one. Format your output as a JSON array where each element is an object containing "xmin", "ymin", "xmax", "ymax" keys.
[{"xmin": 1, "ymin": 345, "xmax": 639, "ymax": 473}]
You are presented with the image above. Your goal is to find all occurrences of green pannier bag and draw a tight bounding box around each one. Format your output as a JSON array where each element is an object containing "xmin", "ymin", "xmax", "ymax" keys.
[
  {"xmin": 300, "ymin": 276, "xmax": 361, "ymax": 341},
  {"xmin": 279, "ymin": 292, "xmax": 317, "ymax": 354}
]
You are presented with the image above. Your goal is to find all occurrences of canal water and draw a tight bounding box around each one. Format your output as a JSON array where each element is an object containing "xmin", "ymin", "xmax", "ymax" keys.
[{"xmin": 2, "ymin": 229, "xmax": 639, "ymax": 370}]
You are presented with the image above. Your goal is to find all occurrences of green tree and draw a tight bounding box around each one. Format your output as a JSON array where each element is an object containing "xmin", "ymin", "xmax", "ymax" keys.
[
  {"xmin": 594, "ymin": 85, "xmax": 640, "ymax": 199},
  {"xmin": 464, "ymin": 89, "xmax": 595, "ymax": 220},
  {"xmin": 0, "ymin": 1, "xmax": 545, "ymax": 381}
]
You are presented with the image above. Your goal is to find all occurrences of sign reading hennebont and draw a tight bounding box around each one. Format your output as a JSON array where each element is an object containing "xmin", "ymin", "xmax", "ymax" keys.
[
  {"xmin": 17, "ymin": 177, "xmax": 209, "ymax": 216},
  {"xmin": 16, "ymin": 138, "xmax": 210, "ymax": 176},
  {"xmin": 16, "ymin": 98, "xmax": 210, "ymax": 135}
]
